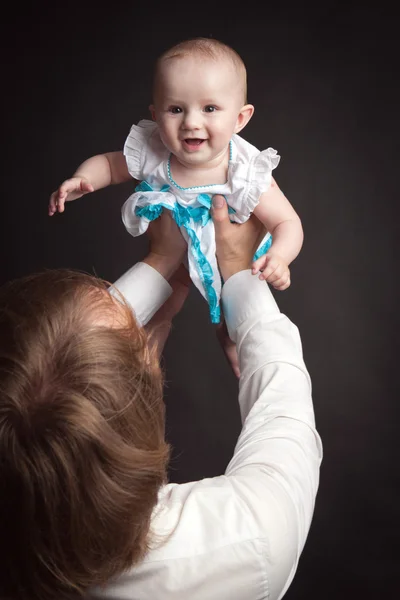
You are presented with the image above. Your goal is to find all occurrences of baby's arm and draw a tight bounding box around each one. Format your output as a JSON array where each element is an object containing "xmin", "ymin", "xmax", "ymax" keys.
[
  {"xmin": 49, "ymin": 151, "xmax": 133, "ymax": 215},
  {"xmin": 252, "ymin": 177, "xmax": 303, "ymax": 290}
]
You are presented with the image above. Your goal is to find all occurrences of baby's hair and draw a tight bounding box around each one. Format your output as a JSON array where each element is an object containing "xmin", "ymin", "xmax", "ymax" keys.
[
  {"xmin": 0, "ymin": 269, "xmax": 169, "ymax": 600},
  {"xmin": 154, "ymin": 37, "xmax": 248, "ymax": 104}
]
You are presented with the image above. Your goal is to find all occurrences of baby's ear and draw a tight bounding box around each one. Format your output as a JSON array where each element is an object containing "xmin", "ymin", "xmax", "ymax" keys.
[
  {"xmin": 149, "ymin": 105, "xmax": 157, "ymax": 121},
  {"xmin": 234, "ymin": 104, "xmax": 254, "ymax": 134}
]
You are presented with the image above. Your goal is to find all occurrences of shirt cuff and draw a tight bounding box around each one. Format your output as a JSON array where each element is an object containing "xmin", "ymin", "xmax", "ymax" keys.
[
  {"xmin": 109, "ymin": 262, "xmax": 172, "ymax": 326},
  {"xmin": 221, "ymin": 270, "xmax": 280, "ymax": 342}
]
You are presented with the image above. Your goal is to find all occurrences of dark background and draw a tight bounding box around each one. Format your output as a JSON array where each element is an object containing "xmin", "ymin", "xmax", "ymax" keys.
[{"xmin": 1, "ymin": 3, "xmax": 399, "ymax": 599}]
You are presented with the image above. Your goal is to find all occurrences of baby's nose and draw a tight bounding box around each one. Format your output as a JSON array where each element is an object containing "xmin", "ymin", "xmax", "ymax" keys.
[{"xmin": 182, "ymin": 110, "xmax": 201, "ymax": 130}]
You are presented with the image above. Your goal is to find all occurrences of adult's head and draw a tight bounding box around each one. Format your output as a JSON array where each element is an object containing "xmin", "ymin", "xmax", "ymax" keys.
[{"xmin": 0, "ymin": 269, "xmax": 169, "ymax": 600}]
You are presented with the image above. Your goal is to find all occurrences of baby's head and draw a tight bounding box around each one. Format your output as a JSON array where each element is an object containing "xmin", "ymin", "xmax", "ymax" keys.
[
  {"xmin": 154, "ymin": 37, "xmax": 248, "ymax": 105},
  {"xmin": 150, "ymin": 38, "xmax": 254, "ymax": 166}
]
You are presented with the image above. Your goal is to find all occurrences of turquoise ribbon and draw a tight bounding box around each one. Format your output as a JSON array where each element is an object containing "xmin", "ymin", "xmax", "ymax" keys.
[
  {"xmin": 135, "ymin": 181, "xmax": 171, "ymax": 193},
  {"xmin": 253, "ymin": 236, "xmax": 273, "ymax": 261},
  {"xmin": 172, "ymin": 202, "xmax": 211, "ymax": 228},
  {"xmin": 135, "ymin": 204, "xmax": 164, "ymax": 220},
  {"xmin": 133, "ymin": 183, "xmax": 220, "ymax": 323},
  {"xmin": 197, "ymin": 193, "xmax": 212, "ymax": 209}
]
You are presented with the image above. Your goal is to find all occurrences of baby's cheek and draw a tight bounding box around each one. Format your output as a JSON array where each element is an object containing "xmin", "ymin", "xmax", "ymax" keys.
[{"xmin": 158, "ymin": 127, "xmax": 175, "ymax": 152}]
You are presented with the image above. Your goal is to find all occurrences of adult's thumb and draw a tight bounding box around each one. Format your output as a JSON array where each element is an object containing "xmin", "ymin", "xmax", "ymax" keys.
[{"xmin": 211, "ymin": 195, "xmax": 229, "ymax": 228}]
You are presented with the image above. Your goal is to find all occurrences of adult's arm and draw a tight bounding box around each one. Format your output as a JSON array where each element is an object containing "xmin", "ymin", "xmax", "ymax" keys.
[
  {"xmin": 208, "ymin": 196, "xmax": 323, "ymax": 598},
  {"xmin": 110, "ymin": 261, "xmax": 172, "ymax": 326},
  {"xmin": 222, "ymin": 270, "xmax": 323, "ymax": 599}
]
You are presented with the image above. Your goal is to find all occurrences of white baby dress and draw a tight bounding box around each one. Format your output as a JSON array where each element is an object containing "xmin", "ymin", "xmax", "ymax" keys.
[{"xmin": 122, "ymin": 119, "xmax": 280, "ymax": 323}]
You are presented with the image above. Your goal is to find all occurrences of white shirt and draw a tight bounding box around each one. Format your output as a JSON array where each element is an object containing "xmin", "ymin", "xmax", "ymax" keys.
[{"xmin": 94, "ymin": 262, "xmax": 323, "ymax": 600}]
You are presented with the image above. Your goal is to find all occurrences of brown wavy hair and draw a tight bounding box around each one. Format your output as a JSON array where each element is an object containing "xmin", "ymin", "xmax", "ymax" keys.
[{"xmin": 0, "ymin": 269, "xmax": 170, "ymax": 599}]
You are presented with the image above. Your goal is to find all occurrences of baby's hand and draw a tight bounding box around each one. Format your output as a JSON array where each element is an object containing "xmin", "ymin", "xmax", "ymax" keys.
[
  {"xmin": 48, "ymin": 177, "xmax": 94, "ymax": 216},
  {"xmin": 252, "ymin": 252, "xmax": 291, "ymax": 290}
]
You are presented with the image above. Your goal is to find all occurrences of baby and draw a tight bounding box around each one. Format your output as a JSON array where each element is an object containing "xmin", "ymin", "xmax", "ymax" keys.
[{"xmin": 49, "ymin": 37, "xmax": 303, "ymax": 323}]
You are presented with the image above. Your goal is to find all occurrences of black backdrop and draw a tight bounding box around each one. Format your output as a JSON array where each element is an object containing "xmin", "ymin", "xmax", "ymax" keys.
[{"xmin": 1, "ymin": 3, "xmax": 398, "ymax": 599}]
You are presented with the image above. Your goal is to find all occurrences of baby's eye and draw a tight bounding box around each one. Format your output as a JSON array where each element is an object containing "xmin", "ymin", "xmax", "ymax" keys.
[
  {"xmin": 204, "ymin": 105, "xmax": 217, "ymax": 113},
  {"xmin": 169, "ymin": 106, "xmax": 182, "ymax": 114}
]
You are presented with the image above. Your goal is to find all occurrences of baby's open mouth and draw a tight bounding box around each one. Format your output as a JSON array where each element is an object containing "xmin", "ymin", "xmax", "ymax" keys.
[{"xmin": 184, "ymin": 138, "xmax": 205, "ymax": 146}]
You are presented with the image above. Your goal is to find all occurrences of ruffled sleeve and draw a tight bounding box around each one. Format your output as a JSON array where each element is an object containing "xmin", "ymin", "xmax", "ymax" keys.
[
  {"xmin": 229, "ymin": 147, "xmax": 280, "ymax": 221},
  {"xmin": 247, "ymin": 147, "xmax": 280, "ymax": 209},
  {"xmin": 123, "ymin": 119, "xmax": 159, "ymax": 180}
]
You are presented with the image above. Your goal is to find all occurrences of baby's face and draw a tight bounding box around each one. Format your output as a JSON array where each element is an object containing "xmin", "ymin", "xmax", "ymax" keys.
[{"xmin": 152, "ymin": 55, "xmax": 247, "ymax": 168}]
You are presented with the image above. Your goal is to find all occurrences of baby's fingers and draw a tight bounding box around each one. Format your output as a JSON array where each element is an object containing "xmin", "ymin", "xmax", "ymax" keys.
[
  {"xmin": 272, "ymin": 272, "xmax": 291, "ymax": 291},
  {"xmin": 48, "ymin": 191, "xmax": 58, "ymax": 216},
  {"xmin": 258, "ymin": 257, "xmax": 279, "ymax": 281},
  {"xmin": 56, "ymin": 193, "xmax": 67, "ymax": 213},
  {"xmin": 266, "ymin": 262, "xmax": 286, "ymax": 283},
  {"xmin": 252, "ymin": 255, "xmax": 268, "ymax": 274},
  {"xmin": 58, "ymin": 180, "xmax": 77, "ymax": 199}
]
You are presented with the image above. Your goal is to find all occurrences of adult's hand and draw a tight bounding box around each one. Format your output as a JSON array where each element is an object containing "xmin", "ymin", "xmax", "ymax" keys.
[
  {"xmin": 212, "ymin": 195, "xmax": 266, "ymax": 376},
  {"xmin": 211, "ymin": 195, "xmax": 266, "ymax": 282},
  {"xmin": 143, "ymin": 210, "xmax": 188, "ymax": 281}
]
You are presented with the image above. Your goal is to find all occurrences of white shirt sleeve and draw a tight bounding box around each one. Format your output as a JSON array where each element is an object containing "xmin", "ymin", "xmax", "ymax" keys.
[
  {"xmin": 222, "ymin": 270, "xmax": 323, "ymax": 600},
  {"xmin": 109, "ymin": 262, "xmax": 172, "ymax": 326}
]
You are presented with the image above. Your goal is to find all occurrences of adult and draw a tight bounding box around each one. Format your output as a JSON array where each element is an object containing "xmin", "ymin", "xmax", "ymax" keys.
[{"xmin": 0, "ymin": 196, "xmax": 322, "ymax": 600}]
